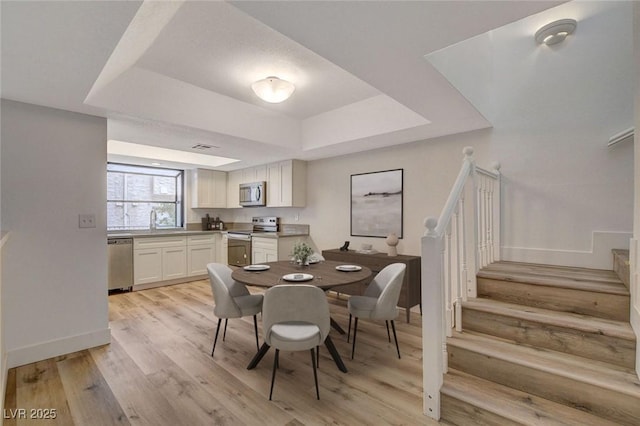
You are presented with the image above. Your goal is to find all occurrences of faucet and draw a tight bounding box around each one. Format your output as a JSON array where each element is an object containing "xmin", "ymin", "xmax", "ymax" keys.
[{"xmin": 150, "ymin": 209, "xmax": 157, "ymax": 230}]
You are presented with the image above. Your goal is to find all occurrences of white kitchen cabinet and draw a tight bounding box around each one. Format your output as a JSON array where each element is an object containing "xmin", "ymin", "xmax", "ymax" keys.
[
  {"xmin": 242, "ymin": 165, "xmax": 267, "ymax": 183},
  {"xmin": 252, "ymin": 237, "xmax": 279, "ymax": 263},
  {"xmin": 187, "ymin": 234, "xmax": 217, "ymax": 277},
  {"xmin": 267, "ymin": 160, "xmax": 306, "ymax": 207},
  {"xmin": 220, "ymin": 234, "xmax": 229, "ymax": 265},
  {"xmin": 252, "ymin": 236, "xmax": 308, "ymax": 262},
  {"xmin": 134, "ymin": 236, "xmax": 188, "ymax": 286},
  {"xmin": 227, "ymin": 170, "xmax": 242, "ymax": 208},
  {"xmin": 134, "ymin": 248, "xmax": 163, "ymax": 285},
  {"xmin": 191, "ymin": 169, "xmax": 227, "ymax": 208},
  {"xmin": 162, "ymin": 246, "xmax": 187, "ymax": 280}
]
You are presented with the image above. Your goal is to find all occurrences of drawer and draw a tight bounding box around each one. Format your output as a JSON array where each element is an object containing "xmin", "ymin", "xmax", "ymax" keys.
[
  {"xmin": 134, "ymin": 236, "xmax": 187, "ymax": 250},
  {"xmin": 252, "ymin": 237, "xmax": 278, "ymax": 251},
  {"xmin": 187, "ymin": 234, "xmax": 216, "ymax": 246}
]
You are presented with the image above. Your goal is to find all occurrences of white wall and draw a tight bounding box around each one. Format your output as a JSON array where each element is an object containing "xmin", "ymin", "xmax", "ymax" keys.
[
  {"xmin": 427, "ymin": 1, "xmax": 634, "ymax": 269},
  {"xmin": 0, "ymin": 100, "xmax": 110, "ymax": 368}
]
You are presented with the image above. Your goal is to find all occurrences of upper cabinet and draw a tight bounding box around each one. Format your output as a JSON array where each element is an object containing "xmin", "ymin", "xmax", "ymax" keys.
[
  {"xmin": 222, "ymin": 160, "xmax": 306, "ymax": 208},
  {"xmin": 242, "ymin": 165, "xmax": 267, "ymax": 183},
  {"xmin": 267, "ymin": 160, "xmax": 306, "ymax": 207},
  {"xmin": 226, "ymin": 170, "xmax": 242, "ymax": 208},
  {"xmin": 191, "ymin": 169, "xmax": 227, "ymax": 208}
]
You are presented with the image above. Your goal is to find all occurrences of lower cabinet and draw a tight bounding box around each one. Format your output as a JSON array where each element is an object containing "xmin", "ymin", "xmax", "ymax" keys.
[
  {"xmin": 251, "ymin": 235, "xmax": 308, "ymax": 263},
  {"xmin": 252, "ymin": 237, "xmax": 278, "ymax": 263},
  {"xmin": 220, "ymin": 234, "xmax": 228, "ymax": 265},
  {"xmin": 133, "ymin": 248, "xmax": 163, "ymax": 285},
  {"xmin": 187, "ymin": 234, "xmax": 217, "ymax": 276},
  {"xmin": 133, "ymin": 233, "xmax": 221, "ymax": 288},
  {"xmin": 163, "ymin": 247, "xmax": 187, "ymax": 280}
]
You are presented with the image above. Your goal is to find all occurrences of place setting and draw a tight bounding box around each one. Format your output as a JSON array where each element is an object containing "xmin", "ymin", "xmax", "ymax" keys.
[
  {"xmin": 242, "ymin": 264, "xmax": 270, "ymax": 272},
  {"xmin": 281, "ymin": 273, "xmax": 314, "ymax": 282},
  {"xmin": 335, "ymin": 264, "xmax": 362, "ymax": 272}
]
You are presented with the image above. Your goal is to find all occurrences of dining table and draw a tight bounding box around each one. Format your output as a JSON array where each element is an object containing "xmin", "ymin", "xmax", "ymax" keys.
[{"xmin": 232, "ymin": 260, "xmax": 372, "ymax": 374}]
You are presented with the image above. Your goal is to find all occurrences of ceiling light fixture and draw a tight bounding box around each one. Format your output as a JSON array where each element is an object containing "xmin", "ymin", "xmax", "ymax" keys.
[
  {"xmin": 535, "ymin": 19, "xmax": 577, "ymax": 46},
  {"xmin": 251, "ymin": 76, "xmax": 295, "ymax": 103}
]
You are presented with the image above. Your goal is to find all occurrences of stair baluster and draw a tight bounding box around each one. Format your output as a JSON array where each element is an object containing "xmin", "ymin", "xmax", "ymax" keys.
[{"xmin": 421, "ymin": 146, "xmax": 501, "ymax": 420}]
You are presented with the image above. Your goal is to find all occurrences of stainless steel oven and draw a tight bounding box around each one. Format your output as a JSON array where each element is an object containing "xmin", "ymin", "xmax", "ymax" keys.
[
  {"xmin": 227, "ymin": 217, "xmax": 280, "ymax": 267},
  {"xmin": 227, "ymin": 231, "xmax": 252, "ymax": 267}
]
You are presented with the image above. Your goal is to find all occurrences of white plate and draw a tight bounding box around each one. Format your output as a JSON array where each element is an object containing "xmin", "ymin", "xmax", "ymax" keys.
[
  {"xmin": 336, "ymin": 265, "xmax": 362, "ymax": 272},
  {"xmin": 282, "ymin": 273, "xmax": 314, "ymax": 282},
  {"xmin": 243, "ymin": 264, "xmax": 270, "ymax": 271},
  {"xmin": 308, "ymin": 259, "xmax": 321, "ymax": 264}
]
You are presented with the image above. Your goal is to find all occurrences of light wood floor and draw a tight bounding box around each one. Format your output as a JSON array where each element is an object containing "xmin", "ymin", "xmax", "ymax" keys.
[{"xmin": 4, "ymin": 280, "xmax": 435, "ymax": 425}]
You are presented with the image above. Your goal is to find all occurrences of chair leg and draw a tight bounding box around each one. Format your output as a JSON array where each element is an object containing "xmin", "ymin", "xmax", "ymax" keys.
[
  {"xmin": 310, "ymin": 349, "xmax": 319, "ymax": 400},
  {"xmin": 253, "ymin": 315, "xmax": 259, "ymax": 352},
  {"xmin": 391, "ymin": 320, "xmax": 401, "ymax": 359},
  {"xmin": 316, "ymin": 346, "xmax": 320, "ymax": 369},
  {"xmin": 211, "ymin": 318, "xmax": 222, "ymax": 357},
  {"xmin": 347, "ymin": 314, "xmax": 352, "ymax": 342},
  {"xmin": 269, "ymin": 349, "xmax": 280, "ymax": 401},
  {"xmin": 222, "ymin": 318, "xmax": 228, "ymax": 341},
  {"xmin": 351, "ymin": 317, "xmax": 358, "ymax": 360},
  {"xmin": 385, "ymin": 320, "xmax": 391, "ymax": 342}
]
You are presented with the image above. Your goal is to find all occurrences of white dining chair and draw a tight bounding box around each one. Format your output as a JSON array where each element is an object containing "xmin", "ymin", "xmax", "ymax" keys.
[
  {"xmin": 262, "ymin": 284, "xmax": 330, "ymax": 400},
  {"xmin": 347, "ymin": 263, "xmax": 406, "ymax": 359},
  {"xmin": 207, "ymin": 263, "xmax": 263, "ymax": 357}
]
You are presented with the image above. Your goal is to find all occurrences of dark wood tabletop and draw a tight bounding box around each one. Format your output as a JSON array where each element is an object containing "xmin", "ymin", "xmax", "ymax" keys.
[{"xmin": 232, "ymin": 260, "xmax": 372, "ymax": 291}]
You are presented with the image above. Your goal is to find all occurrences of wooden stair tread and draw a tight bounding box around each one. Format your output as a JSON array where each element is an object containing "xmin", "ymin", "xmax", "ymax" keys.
[
  {"xmin": 483, "ymin": 261, "xmax": 622, "ymax": 283},
  {"xmin": 477, "ymin": 268, "xmax": 629, "ymax": 296},
  {"xmin": 448, "ymin": 331, "xmax": 640, "ymax": 396},
  {"xmin": 442, "ymin": 369, "xmax": 621, "ymax": 426},
  {"xmin": 463, "ymin": 298, "xmax": 636, "ymax": 341}
]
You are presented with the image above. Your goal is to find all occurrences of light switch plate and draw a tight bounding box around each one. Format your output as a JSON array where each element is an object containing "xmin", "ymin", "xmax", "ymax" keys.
[{"xmin": 79, "ymin": 213, "xmax": 96, "ymax": 228}]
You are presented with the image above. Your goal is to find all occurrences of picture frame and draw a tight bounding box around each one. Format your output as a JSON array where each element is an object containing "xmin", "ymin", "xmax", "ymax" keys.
[{"xmin": 350, "ymin": 168, "xmax": 403, "ymax": 238}]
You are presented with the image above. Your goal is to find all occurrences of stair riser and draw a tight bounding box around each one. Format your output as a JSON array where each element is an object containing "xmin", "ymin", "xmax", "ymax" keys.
[
  {"xmin": 441, "ymin": 394, "xmax": 521, "ymax": 426},
  {"xmin": 462, "ymin": 309, "xmax": 636, "ymax": 369},
  {"xmin": 477, "ymin": 278, "xmax": 630, "ymax": 321},
  {"xmin": 612, "ymin": 250, "xmax": 630, "ymax": 290},
  {"xmin": 448, "ymin": 345, "xmax": 640, "ymax": 425}
]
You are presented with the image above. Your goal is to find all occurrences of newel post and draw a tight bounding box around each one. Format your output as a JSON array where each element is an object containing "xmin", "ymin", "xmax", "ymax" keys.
[{"xmin": 422, "ymin": 217, "xmax": 444, "ymax": 420}]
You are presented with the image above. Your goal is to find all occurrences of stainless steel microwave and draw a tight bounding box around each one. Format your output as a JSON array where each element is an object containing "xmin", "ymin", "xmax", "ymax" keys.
[{"xmin": 239, "ymin": 181, "xmax": 266, "ymax": 207}]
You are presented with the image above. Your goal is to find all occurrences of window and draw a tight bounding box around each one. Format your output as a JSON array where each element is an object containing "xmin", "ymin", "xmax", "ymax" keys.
[{"xmin": 107, "ymin": 163, "xmax": 184, "ymax": 231}]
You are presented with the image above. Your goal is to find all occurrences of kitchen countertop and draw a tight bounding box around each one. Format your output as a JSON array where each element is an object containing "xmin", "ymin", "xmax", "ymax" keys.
[
  {"xmin": 107, "ymin": 229, "xmax": 309, "ymax": 239},
  {"xmin": 107, "ymin": 229, "xmax": 222, "ymax": 239}
]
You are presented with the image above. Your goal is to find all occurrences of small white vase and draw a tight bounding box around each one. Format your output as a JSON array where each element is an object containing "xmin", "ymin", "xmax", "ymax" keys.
[{"xmin": 386, "ymin": 233, "xmax": 399, "ymax": 257}]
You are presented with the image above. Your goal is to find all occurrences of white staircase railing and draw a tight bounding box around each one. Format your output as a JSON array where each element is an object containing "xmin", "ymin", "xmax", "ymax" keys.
[{"xmin": 421, "ymin": 147, "xmax": 501, "ymax": 419}]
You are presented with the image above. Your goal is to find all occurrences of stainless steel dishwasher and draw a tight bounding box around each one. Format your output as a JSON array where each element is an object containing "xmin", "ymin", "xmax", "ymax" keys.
[{"xmin": 108, "ymin": 237, "xmax": 133, "ymax": 291}]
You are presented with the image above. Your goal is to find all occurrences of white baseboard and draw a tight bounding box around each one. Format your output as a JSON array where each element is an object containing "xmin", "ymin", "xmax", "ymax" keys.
[
  {"xmin": 6, "ymin": 328, "xmax": 111, "ymax": 369},
  {"xmin": 502, "ymin": 231, "xmax": 632, "ymax": 270}
]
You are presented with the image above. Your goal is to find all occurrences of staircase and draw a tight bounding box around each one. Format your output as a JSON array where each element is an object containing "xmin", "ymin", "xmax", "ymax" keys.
[{"xmin": 440, "ymin": 261, "xmax": 640, "ymax": 425}]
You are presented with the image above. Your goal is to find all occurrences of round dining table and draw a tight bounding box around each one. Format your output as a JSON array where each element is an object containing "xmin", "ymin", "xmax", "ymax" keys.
[
  {"xmin": 231, "ymin": 260, "xmax": 372, "ymax": 291},
  {"xmin": 233, "ymin": 260, "xmax": 372, "ymax": 374}
]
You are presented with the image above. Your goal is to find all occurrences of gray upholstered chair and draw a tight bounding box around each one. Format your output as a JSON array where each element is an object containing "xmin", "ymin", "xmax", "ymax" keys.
[
  {"xmin": 347, "ymin": 263, "xmax": 406, "ymax": 360},
  {"xmin": 262, "ymin": 284, "xmax": 330, "ymax": 400},
  {"xmin": 207, "ymin": 263, "xmax": 263, "ymax": 357}
]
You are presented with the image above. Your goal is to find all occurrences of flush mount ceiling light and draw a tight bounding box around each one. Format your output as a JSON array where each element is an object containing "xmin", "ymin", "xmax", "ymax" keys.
[
  {"xmin": 251, "ymin": 76, "xmax": 295, "ymax": 103},
  {"xmin": 535, "ymin": 19, "xmax": 577, "ymax": 45}
]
